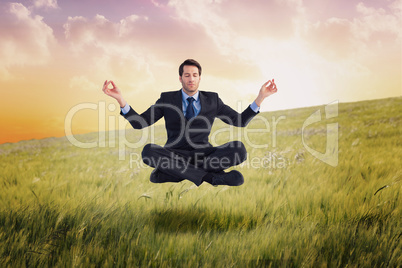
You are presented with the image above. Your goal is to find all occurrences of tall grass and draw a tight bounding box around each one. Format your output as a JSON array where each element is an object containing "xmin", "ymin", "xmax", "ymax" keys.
[{"xmin": 0, "ymin": 97, "xmax": 401, "ymax": 267}]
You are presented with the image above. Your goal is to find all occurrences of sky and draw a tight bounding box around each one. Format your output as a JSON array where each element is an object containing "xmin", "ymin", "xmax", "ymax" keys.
[{"xmin": 0, "ymin": 0, "xmax": 401, "ymax": 143}]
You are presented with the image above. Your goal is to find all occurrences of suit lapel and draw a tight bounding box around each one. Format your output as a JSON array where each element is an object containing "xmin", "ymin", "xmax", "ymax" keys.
[
  {"xmin": 171, "ymin": 90, "xmax": 183, "ymax": 114},
  {"xmin": 198, "ymin": 91, "xmax": 208, "ymax": 116}
]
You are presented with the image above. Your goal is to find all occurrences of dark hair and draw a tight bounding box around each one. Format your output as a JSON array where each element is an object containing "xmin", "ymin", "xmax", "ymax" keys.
[{"xmin": 179, "ymin": 59, "xmax": 202, "ymax": 76}]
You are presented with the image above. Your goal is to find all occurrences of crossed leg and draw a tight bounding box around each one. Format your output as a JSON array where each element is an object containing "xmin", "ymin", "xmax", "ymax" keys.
[{"xmin": 141, "ymin": 141, "xmax": 247, "ymax": 186}]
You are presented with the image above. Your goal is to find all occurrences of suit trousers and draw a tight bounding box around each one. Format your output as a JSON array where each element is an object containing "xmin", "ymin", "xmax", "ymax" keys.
[{"xmin": 141, "ymin": 141, "xmax": 247, "ymax": 186}]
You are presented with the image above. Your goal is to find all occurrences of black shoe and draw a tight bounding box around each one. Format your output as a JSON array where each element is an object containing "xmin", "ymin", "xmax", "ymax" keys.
[
  {"xmin": 150, "ymin": 169, "xmax": 160, "ymax": 183},
  {"xmin": 150, "ymin": 169, "xmax": 183, "ymax": 183},
  {"xmin": 211, "ymin": 170, "xmax": 244, "ymax": 186}
]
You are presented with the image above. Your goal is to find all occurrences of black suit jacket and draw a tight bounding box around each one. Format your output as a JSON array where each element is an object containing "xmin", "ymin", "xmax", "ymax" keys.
[{"xmin": 121, "ymin": 90, "xmax": 258, "ymax": 150}]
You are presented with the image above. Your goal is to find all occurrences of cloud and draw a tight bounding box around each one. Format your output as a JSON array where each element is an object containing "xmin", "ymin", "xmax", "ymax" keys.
[
  {"xmin": 63, "ymin": 14, "xmax": 155, "ymax": 89},
  {"xmin": 286, "ymin": 0, "xmax": 402, "ymax": 105},
  {"xmin": 389, "ymin": 0, "xmax": 402, "ymax": 17},
  {"xmin": 304, "ymin": 1, "xmax": 401, "ymax": 60},
  {"xmin": 33, "ymin": 0, "xmax": 59, "ymax": 10},
  {"xmin": 63, "ymin": 6, "xmax": 263, "ymax": 88},
  {"xmin": 64, "ymin": 14, "xmax": 120, "ymax": 52},
  {"xmin": 0, "ymin": 2, "xmax": 56, "ymax": 80},
  {"xmin": 355, "ymin": 1, "xmax": 401, "ymax": 41}
]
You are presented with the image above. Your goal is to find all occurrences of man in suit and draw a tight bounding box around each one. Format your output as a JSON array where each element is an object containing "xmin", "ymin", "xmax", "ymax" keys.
[{"xmin": 103, "ymin": 59, "xmax": 277, "ymax": 186}]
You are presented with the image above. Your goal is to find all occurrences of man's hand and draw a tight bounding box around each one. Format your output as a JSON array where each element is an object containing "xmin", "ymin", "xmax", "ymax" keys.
[
  {"xmin": 255, "ymin": 79, "xmax": 277, "ymax": 107},
  {"xmin": 102, "ymin": 80, "xmax": 127, "ymax": 108}
]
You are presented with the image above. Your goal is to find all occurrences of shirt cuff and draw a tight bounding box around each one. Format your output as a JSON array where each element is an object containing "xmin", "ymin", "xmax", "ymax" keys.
[
  {"xmin": 121, "ymin": 103, "xmax": 130, "ymax": 115},
  {"xmin": 250, "ymin": 101, "xmax": 260, "ymax": 113}
]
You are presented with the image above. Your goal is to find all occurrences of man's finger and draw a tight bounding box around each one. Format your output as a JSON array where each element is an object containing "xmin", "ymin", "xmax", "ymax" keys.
[
  {"xmin": 111, "ymin": 81, "xmax": 116, "ymax": 88},
  {"xmin": 106, "ymin": 81, "xmax": 112, "ymax": 89},
  {"xmin": 263, "ymin": 80, "xmax": 272, "ymax": 88},
  {"xmin": 272, "ymin": 84, "xmax": 277, "ymax": 92},
  {"xmin": 104, "ymin": 81, "xmax": 111, "ymax": 93}
]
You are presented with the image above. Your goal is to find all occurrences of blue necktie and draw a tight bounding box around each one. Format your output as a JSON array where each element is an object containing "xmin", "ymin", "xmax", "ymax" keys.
[{"xmin": 186, "ymin": 97, "xmax": 195, "ymax": 120}]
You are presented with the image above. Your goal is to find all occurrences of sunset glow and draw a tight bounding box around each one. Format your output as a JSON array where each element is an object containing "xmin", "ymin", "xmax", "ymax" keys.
[{"xmin": 1, "ymin": 0, "xmax": 401, "ymax": 143}]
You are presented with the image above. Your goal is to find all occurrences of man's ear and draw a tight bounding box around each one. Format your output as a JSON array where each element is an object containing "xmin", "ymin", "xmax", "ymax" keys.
[{"xmin": 179, "ymin": 76, "xmax": 182, "ymax": 83}]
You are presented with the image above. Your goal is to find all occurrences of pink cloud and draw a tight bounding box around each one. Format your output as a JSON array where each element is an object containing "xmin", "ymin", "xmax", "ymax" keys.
[
  {"xmin": 304, "ymin": 1, "xmax": 401, "ymax": 60},
  {"xmin": 63, "ymin": 7, "xmax": 262, "ymax": 81},
  {"xmin": 0, "ymin": 2, "xmax": 56, "ymax": 79},
  {"xmin": 33, "ymin": 0, "xmax": 59, "ymax": 10}
]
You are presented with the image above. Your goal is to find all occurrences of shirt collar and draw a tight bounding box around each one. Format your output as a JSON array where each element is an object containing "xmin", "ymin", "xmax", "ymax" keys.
[{"xmin": 181, "ymin": 89, "xmax": 199, "ymax": 102}]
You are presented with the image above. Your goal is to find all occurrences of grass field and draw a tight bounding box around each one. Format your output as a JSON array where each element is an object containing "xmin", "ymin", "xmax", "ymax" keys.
[{"xmin": 0, "ymin": 97, "xmax": 401, "ymax": 267}]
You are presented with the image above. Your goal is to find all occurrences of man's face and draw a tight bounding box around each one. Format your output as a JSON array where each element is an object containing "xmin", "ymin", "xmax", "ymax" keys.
[{"xmin": 179, "ymin": 65, "xmax": 201, "ymax": 96}]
